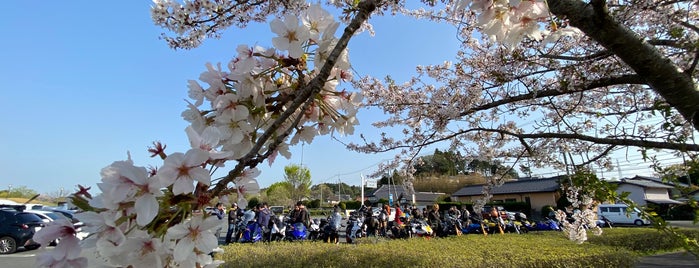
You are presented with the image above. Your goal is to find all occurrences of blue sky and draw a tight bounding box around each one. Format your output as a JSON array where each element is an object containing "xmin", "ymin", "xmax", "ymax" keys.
[
  {"xmin": 0, "ymin": 2, "xmax": 463, "ymax": 195},
  {"xmin": 1, "ymin": 2, "xmax": 673, "ymax": 196}
]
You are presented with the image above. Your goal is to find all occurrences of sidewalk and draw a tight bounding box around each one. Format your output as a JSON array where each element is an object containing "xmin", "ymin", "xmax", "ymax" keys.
[{"xmin": 635, "ymin": 252, "xmax": 699, "ymax": 267}]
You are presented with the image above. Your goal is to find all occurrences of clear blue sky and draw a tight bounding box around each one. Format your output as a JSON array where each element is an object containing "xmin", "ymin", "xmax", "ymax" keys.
[
  {"xmin": 0, "ymin": 2, "xmax": 463, "ymax": 195},
  {"xmin": 1, "ymin": 2, "xmax": 670, "ymax": 196}
]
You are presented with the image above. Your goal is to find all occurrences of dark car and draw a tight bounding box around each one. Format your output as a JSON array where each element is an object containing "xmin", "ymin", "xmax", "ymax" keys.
[{"xmin": 0, "ymin": 208, "xmax": 44, "ymax": 254}]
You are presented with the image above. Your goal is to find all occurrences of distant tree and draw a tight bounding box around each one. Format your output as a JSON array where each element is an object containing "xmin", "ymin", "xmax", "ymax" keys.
[
  {"xmin": 5, "ymin": 185, "xmax": 38, "ymax": 199},
  {"xmin": 266, "ymin": 182, "xmax": 293, "ymax": 207},
  {"xmin": 468, "ymin": 159, "xmax": 519, "ymax": 179},
  {"xmin": 310, "ymin": 184, "xmax": 333, "ymax": 204},
  {"xmin": 284, "ymin": 164, "xmax": 312, "ymax": 202}
]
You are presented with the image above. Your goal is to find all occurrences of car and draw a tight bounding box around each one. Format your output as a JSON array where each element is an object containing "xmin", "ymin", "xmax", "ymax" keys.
[
  {"xmin": 34, "ymin": 209, "xmax": 89, "ymax": 240},
  {"xmin": 0, "ymin": 208, "xmax": 44, "ymax": 254},
  {"xmin": 597, "ymin": 204, "xmax": 650, "ymax": 226}
]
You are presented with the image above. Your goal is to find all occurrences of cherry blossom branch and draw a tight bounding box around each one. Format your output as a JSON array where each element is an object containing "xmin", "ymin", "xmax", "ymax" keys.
[
  {"xmin": 210, "ymin": 0, "xmax": 382, "ymax": 195},
  {"xmin": 548, "ymin": 0, "xmax": 699, "ymax": 130}
]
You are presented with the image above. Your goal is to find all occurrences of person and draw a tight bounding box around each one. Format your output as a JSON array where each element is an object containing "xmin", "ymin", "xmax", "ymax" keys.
[
  {"xmin": 427, "ymin": 203, "xmax": 441, "ymax": 236},
  {"xmin": 291, "ymin": 201, "xmax": 310, "ymax": 228},
  {"xmin": 225, "ymin": 203, "xmax": 244, "ymax": 244},
  {"xmin": 394, "ymin": 203, "xmax": 403, "ymax": 226},
  {"xmin": 212, "ymin": 202, "xmax": 226, "ymax": 240},
  {"xmin": 461, "ymin": 206, "xmax": 472, "ymax": 226},
  {"xmin": 256, "ymin": 202, "xmax": 272, "ymax": 241},
  {"xmin": 448, "ymin": 206, "xmax": 461, "ymax": 220},
  {"xmin": 411, "ymin": 206, "xmax": 422, "ymax": 220},
  {"xmin": 378, "ymin": 204, "xmax": 390, "ymax": 236}
]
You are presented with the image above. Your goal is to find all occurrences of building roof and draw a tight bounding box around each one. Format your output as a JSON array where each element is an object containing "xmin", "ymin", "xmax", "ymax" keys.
[
  {"xmin": 451, "ymin": 177, "xmax": 562, "ymax": 197},
  {"xmin": 368, "ymin": 185, "xmax": 444, "ymax": 203},
  {"xmin": 616, "ymin": 178, "xmax": 675, "ymax": 189},
  {"xmin": 626, "ymin": 175, "xmax": 690, "ymax": 188}
]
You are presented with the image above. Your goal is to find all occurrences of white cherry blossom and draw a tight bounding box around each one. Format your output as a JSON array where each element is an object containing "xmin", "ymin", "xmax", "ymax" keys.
[
  {"xmin": 165, "ymin": 215, "xmax": 219, "ymax": 263},
  {"xmin": 158, "ymin": 148, "xmax": 211, "ymax": 195},
  {"xmin": 271, "ymin": 14, "xmax": 311, "ymax": 59}
]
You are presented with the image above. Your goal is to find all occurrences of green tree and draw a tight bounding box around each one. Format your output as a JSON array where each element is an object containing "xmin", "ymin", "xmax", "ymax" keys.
[
  {"xmin": 310, "ymin": 184, "xmax": 333, "ymax": 204},
  {"xmin": 284, "ymin": 164, "xmax": 312, "ymax": 202},
  {"xmin": 266, "ymin": 182, "xmax": 293, "ymax": 207}
]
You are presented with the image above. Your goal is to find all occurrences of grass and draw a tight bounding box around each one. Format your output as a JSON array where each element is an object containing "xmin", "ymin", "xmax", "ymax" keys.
[{"xmin": 214, "ymin": 228, "xmax": 693, "ymax": 268}]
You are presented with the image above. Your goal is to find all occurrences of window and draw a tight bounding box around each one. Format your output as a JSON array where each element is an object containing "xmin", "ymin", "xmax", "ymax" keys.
[
  {"xmin": 505, "ymin": 198, "xmax": 516, "ymax": 203},
  {"xmin": 600, "ymin": 207, "xmax": 608, "ymax": 213},
  {"xmin": 608, "ymin": 207, "xmax": 622, "ymax": 213}
]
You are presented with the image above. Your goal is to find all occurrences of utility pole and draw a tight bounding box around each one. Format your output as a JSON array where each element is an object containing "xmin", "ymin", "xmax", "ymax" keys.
[{"xmin": 617, "ymin": 159, "xmax": 623, "ymax": 180}]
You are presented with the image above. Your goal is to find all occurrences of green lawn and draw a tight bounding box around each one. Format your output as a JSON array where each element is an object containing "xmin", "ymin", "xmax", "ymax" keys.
[{"xmin": 215, "ymin": 228, "xmax": 696, "ymax": 268}]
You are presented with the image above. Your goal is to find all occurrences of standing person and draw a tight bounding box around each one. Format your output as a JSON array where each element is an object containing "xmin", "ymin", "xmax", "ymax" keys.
[
  {"xmin": 394, "ymin": 203, "xmax": 404, "ymax": 226},
  {"xmin": 212, "ymin": 202, "xmax": 226, "ymax": 241},
  {"xmin": 225, "ymin": 203, "xmax": 244, "ymax": 244},
  {"xmin": 427, "ymin": 203, "xmax": 441, "ymax": 237},
  {"xmin": 256, "ymin": 202, "xmax": 272, "ymax": 240},
  {"xmin": 378, "ymin": 204, "xmax": 390, "ymax": 236}
]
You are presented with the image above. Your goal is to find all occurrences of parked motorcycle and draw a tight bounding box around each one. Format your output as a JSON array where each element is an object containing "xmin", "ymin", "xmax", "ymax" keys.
[
  {"xmin": 534, "ymin": 218, "xmax": 561, "ymax": 231},
  {"xmin": 409, "ymin": 218, "xmax": 434, "ymax": 238},
  {"xmin": 442, "ymin": 214, "xmax": 463, "ymax": 236},
  {"xmin": 269, "ymin": 215, "xmax": 286, "ymax": 242},
  {"xmin": 323, "ymin": 211, "xmax": 343, "ymax": 244},
  {"xmin": 239, "ymin": 221, "xmax": 263, "ymax": 243},
  {"xmin": 345, "ymin": 211, "xmax": 364, "ymax": 244},
  {"xmin": 285, "ymin": 221, "xmax": 309, "ymax": 241},
  {"xmin": 462, "ymin": 216, "xmax": 489, "ymax": 234},
  {"xmin": 308, "ymin": 218, "xmax": 322, "ymax": 241}
]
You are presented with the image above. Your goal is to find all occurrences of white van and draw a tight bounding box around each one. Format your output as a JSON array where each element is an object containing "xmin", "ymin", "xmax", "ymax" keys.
[{"xmin": 597, "ymin": 204, "xmax": 650, "ymax": 226}]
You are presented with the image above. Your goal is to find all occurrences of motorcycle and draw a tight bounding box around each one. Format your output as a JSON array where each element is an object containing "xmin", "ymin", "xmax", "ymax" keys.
[
  {"xmin": 323, "ymin": 211, "xmax": 343, "ymax": 244},
  {"xmin": 534, "ymin": 218, "xmax": 562, "ymax": 231},
  {"xmin": 308, "ymin": 218, "xmax": 322, "ymax": 241},
  {"xmin": 462, "ymin": 216, "xmax": 489, "ymax": 234},
  {"xmin": 285, "ymin": 221, "xmax": 309, "ymax": 241},
  {"xmin": 268, "ymin": 215, "xmax": 286, "ymax": 242},
  {"xmin": 236, "ymin": 210, "xmax": 261, "ymax": 243},
  {"xmin": 345, "ymin": 211, "xmax": 364, "ymax": 243},
  {"xmin": 442, "ymin": 214, "xmax": 463, "ymax": 236},
  {"xmin": 409, "ymin": 218, "xmax": 434, "ymax": 238},
  {"xmin": 239, "ymin": 221, "xmax": 263, "ymax": 243}
]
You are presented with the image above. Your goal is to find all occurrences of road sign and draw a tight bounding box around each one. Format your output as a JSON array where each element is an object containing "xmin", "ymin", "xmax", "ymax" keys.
[{"xmin": 365, "ymin": 180, "xmax": 377, "ymax": 188}]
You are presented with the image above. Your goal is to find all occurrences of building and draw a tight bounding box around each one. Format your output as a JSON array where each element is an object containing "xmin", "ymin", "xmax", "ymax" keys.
[
  {"xmin": 451, "ymin": 176, "xmax": 563, "ymax": 217},
  {"xmin": 614, "ymin": 176, "xmax": 684, "ymax": 206},
  {"xmin": 367, "ymin": 185, "xmax": 445, "ymax": 206}
]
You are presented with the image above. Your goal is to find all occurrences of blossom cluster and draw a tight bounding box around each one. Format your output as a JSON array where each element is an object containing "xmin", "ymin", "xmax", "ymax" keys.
[
  {"xmin": 449, "ymin": 0, "xmax": 582, "ymax": 47},
  {"xmin": 34, "ymin": 3, "xmax": 362, "ymax": 267},
  {"xmin": 555, "ymin": 186, "xmax": 603, "ymax": 244}
]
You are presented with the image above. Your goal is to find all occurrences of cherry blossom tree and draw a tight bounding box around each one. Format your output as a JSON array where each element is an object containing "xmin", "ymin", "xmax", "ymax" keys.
[{"xmin": 33, "ymin": 0, "xmax": 699, "ymax": 266}]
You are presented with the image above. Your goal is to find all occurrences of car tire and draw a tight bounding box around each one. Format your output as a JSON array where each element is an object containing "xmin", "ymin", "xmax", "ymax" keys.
[
  {"xmin": 634, "ymin": 219, "xmax": 644, "ymax": 226},
  {"xmin": 0, "ymin": 236, "xmax": 17, "ymax": 254}
]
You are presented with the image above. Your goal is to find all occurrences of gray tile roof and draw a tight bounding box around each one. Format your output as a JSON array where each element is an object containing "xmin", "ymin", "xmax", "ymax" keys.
[
  {"xmin": 368, "ymin": 185, "xmax": 444, "ymax": 202},
  {"xmin": 451, "ymin": 177, "xmax": 562, "ymax": 196},
  {"xmin": 616, "ymin": 178, "xmax": 674, "ymax": 189}
]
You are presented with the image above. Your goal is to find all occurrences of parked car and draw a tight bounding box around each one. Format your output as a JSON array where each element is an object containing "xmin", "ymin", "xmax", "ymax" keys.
[
  {"xmin": 597, "ymin": 204, "xmax": 650, "ymax": 226},
  {"xmin": 37, "ymin": 208, "xmax": 88, "ymax": 240},
  {"xmin": 0, "ymin": 208, "xmax": 44, "ymax": 254}
]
